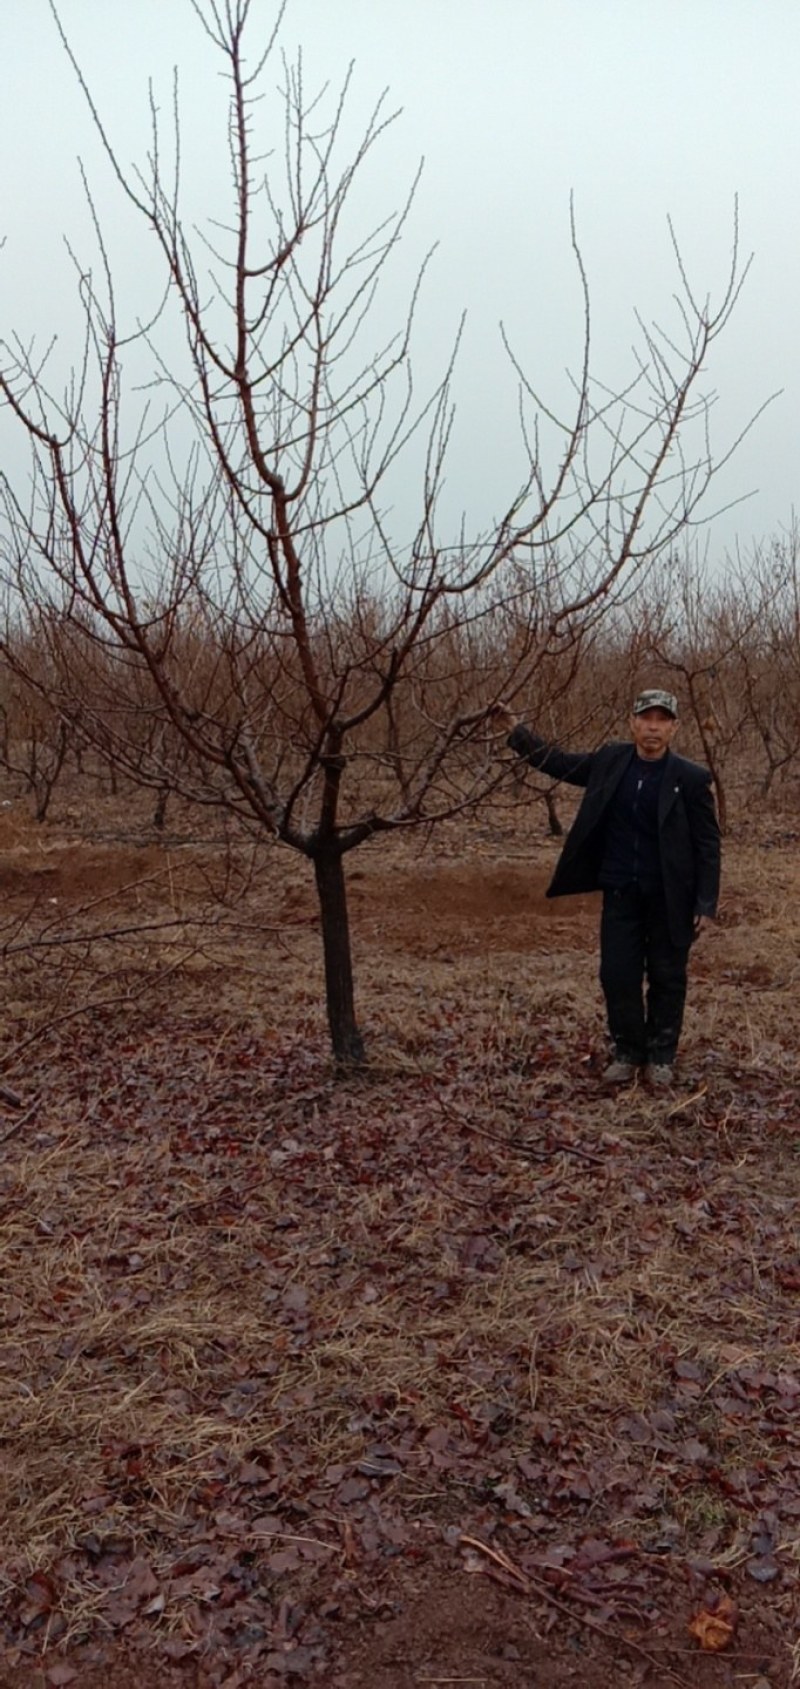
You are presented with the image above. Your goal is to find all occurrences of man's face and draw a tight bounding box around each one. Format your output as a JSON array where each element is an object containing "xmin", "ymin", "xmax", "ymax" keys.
[{"xmin": 629, "ymin": 707, "xmax": 678, "ymax": 760}]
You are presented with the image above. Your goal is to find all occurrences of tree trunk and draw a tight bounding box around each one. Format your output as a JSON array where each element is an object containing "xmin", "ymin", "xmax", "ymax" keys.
[
  {"xmin": 313, "ymin": 849, "xmax": 365, "ymax": 1067},
  {"xmin": 709, "ymin": 765, "xmax": 727, "ymax": 834},
  {"xmin": 544, "ymin": 790, "xmax": 564, "ymax": 837},
  {"xmin": 153, "ymin": 785, "xmax": 170, "ymax": 830}
]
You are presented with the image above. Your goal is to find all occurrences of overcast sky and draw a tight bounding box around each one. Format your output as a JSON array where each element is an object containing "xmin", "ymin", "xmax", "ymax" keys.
[{"xmin": 2, "ymin": 0, "xmax": 798, "ymax": 562}]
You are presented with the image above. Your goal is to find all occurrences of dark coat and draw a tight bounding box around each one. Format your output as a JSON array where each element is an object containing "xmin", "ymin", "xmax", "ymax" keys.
[{"xmin": 508, "ymin": 726, "xmax": 721, "ymax": 948}]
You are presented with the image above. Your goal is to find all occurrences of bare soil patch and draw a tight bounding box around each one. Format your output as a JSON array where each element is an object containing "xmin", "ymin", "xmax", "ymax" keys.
[
  {"xmin": 1, "ymin": 798, "xmax": 799, "ymax": 1685},
  {"xmin": 349, "ymin": 861, "xmax": 600, "ymax": 958}
]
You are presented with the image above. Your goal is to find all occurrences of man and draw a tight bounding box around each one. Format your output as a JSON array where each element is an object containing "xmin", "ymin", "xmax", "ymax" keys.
[{"xmin": 491, "ymin": 690, "xmax": 721, "ymax": 1088}]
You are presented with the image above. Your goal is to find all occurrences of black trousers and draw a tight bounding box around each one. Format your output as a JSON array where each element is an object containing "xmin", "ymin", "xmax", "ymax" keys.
[{"xmin": 599, "ymin": 885, "xmax": 691, "ymax": 1065}]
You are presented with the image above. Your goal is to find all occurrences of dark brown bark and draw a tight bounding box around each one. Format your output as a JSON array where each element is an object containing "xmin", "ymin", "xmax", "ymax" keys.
[
  {"xmin": 313, "ymin": 848, "xmax": 365, "ymax": 1067},
  {"xmin": 544, "ymin": 790, "xmax": 564, "ymax": 837}
]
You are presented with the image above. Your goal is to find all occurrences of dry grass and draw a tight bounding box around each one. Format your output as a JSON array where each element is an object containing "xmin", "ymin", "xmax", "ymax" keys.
[{"xmin": 1, "ymin": 795, "xmax": 800, "ymax": 1667}]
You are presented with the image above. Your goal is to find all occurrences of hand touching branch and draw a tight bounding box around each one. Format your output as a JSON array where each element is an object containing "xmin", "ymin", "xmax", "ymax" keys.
[{"xmin": 488, "ymin": 701, "xmax": 520, "ymax": 736}]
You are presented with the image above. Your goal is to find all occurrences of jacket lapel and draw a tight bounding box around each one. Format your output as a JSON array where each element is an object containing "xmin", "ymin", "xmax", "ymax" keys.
[
  {"xmin": 604, "ymin": 746, "xmax": 634, "ymax": 810},
  {"xmin": 658, "ymin": 751, "xmax": 681, "ymax": 824},
  {"xmin": 600, "ymin": 744, "xmax": 634, "ymax": 807}
]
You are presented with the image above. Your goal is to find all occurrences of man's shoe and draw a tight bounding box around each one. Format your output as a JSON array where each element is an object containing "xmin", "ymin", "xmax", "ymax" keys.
[
  {"xmin": 602, "ymin": 1059, "xmax": 638, "ymax": 1085},
  {"xmin": 646, "ymin": 1063, "xmax": 674, "ymax": 1090}
]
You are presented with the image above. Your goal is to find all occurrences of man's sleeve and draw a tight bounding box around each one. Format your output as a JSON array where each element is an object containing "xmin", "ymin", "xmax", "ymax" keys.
[
  {"xmin": 508, "ymin": 725, "xmax": 594, "ymax": 788},
  {"xmin": 688, "ymin": 774, "xmax": 721, "ymax": 916}
]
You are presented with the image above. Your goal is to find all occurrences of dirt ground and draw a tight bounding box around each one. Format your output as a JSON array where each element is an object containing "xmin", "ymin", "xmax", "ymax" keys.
[{"xmin": 1, "ymin": 789, "xmax": 799, "ymax": 1687}]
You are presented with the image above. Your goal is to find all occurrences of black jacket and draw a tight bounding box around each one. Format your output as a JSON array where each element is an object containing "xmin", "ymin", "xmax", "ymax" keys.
[{"xmin": 509, "ymin": 726, "xmax": 721, "ymax": 948}]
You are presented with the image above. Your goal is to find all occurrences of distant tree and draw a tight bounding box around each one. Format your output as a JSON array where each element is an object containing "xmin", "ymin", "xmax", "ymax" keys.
[
  {"xmin": 735, "ymin": 533, "xmax": 800, "ymax": 796},
  {"xmin": 630, "ymin": 553, "xmax": 782, "ymax": 831},
  {"xmin": 0, "ymin": 0, "xmax": 757, "ymax": 1062},
  {"xmin": 0, "ymin": 643, "xmax": 72, "ymax": 821}
]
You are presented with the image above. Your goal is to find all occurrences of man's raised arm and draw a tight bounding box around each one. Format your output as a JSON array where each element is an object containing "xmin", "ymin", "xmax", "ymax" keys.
[{"xmin": 490, "ymin": 703, "xmax": 595, "ymax": 788}]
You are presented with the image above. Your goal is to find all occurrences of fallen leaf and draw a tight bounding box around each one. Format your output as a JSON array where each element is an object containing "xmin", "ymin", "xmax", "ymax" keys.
[
  {"xmin": 688, "ymin": 1593, "xmax": 737, "ymax": 1651},
  {"xmin": 335, "ymin": 1475, "xmax": 370, "ymax": 1505},
  {"xmin": 124, "ymin": 1556, "xmax": 159, "ymax": 1601},
  {"xmin": 746, "ymin": 1556, "xmax": 780, "ymax": 1583}
]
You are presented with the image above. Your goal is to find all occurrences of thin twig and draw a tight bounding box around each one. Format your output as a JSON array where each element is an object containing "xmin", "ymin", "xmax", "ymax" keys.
[
  {"xmin": 454, "ymin": 1114, "xmax": 605, "ymax": 1166},
  {"xmin": 0, "ymin": 1100, "xmax": 39, "ymax": 1145},
  {"xmin": 459, "ymin": 1536, "xmax": 691, "ymax": 1688}
]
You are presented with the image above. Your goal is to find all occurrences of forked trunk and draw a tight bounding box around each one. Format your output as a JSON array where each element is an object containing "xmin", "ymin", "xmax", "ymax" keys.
[{"xmin": 313, "ymin": 848, "xmax": 365, "ymax": 1067}]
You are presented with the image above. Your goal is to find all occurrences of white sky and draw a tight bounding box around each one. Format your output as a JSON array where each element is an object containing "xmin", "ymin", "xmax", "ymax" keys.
[{"xmin": 2, "ymin": 0, "xmax": 798, "ymax": 561}]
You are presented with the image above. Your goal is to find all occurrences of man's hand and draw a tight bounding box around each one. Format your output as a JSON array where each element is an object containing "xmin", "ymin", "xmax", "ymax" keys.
[
  {"xmin": 693, "ymin": 915, "xmax": 714, "ymax": 939},
  {"xmin": 488, "ymin": 701, "xmax": 519, "ymax": 736}
]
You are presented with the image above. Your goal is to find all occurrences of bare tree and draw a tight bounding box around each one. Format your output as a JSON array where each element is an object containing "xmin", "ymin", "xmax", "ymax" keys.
[
  {"xmin": 735, "ymin": 533, "xmax": 800, "ymax": 796},
  {"xmin": 635, "ymin": 552, "xmax": 786, "ymax": 831},
  {"xmin": 0, "ymin": 0, "xmax": 759, "ymax": 1062},
  {"xmin": 0, "ymin": 642, "xmax": 73, "ymax": 821}
]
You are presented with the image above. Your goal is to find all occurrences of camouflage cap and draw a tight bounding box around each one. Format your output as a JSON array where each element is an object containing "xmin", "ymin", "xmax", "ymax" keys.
[{"xmin": 631, "ymin": 688, "xmax": 678, "ymax": 718}]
